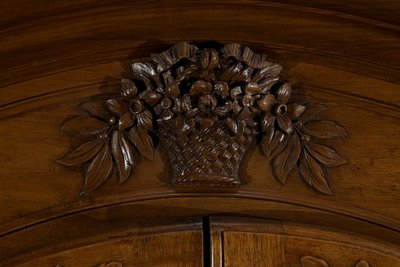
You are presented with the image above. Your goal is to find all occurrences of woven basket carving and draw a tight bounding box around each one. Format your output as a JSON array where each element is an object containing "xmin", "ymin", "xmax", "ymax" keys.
[
  {"xmin": 59, "ymin": 42, "xmax": 347, "ymax": 195},
  {"xmin": 158, "ymin": 121, "xmax": 255, "ymax": 186}
]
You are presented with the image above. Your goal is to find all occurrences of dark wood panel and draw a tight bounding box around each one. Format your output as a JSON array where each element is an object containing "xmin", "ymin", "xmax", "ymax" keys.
[
  {"xmin": 17, "ymin": 230, "xmax": 203, "ymax": 267},
  {"xmin": 0, "ymin": 1, "xmax": 398, "ymax": 265},
  {"xmin": 222, "ymin": 231, "xmax": 400, "ymax": 267},
  {"xmin": 211, "ymin": 217, "xmax": 400, "ymax": 267},
  {"xmin": 1, "ymin": 74, "xmax": 399, "ymax": 226},
  {"xmin": 1, "ymin": 219, "xmax": 203, "ymax": 266},
  {"xmin": 0, "ymin": 1, "xmax": 399, "ymax": 87}
]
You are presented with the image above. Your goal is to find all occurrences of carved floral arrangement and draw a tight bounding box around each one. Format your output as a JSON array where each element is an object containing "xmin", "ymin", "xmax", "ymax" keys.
[{"xmin": 59, "ymin": 42, "xmax": 347, "ymax": 194}]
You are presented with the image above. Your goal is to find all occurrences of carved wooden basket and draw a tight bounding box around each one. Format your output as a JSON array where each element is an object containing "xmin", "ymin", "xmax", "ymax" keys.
[
  {"xmin": 59, "ymin": 42, "xmax": 347, "ymax": 195},
  {"xmin": 158, "ymin": 120, "xmax": 255, "ymax": 186}
]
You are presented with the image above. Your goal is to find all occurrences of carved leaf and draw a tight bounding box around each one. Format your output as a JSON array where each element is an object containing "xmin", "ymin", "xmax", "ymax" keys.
[
  {"xmin": 287, "ymin": 103, "xmax": 306, "ymax": 119},
  {"xmin": 259, "ymin": 75, "xmax": 280, "ymax": 93},
  {"xmin": 223, "ymin": 43, "xmax": 273, "ymax": 69},
  {"xmin": 261, "ymin": 131, "xmax": 288, "ymax": 160},
  {"xmin": 355, "ymin": 260, "xmax": 370, "ymax": 267},
  {"xmin": 61, "ymin": 116, "xmax": 110, "ymax": 135},
  {"xmin": 260, "ymin": 112, "xmax": 275, "ymax": 143},
  {"xmin": 139, "ymin": 89, "xmax": 161, "ymax": 106},
  {"xmin": 137, "ymin": 110, "xmax": 153, "ymax": 130},
  {"xmin": 121, "ymin": 78, "xmax": 137, "ymax": 97},
  {"xmin": 118, "ymin": 112, "xmax": 134, "ymax": 131},
  {"xmin": 132, "ymin": 62, "xmax": 157, "ymax": 78},
  {"xmin": 129, "ymin": 127, "xmax": 154, "ymax": 160},
  {"xmin": 259, "ymin": 63, "xmax": 283, "ymax": 78},
  {"xmin": 58, "ymin": 42, "xmax": 347, "ymax": 194},
  {"xmin": 299, "ymin": 150, "xmax": 332, "ymax": 194},
  {"xmin": 201, "ymin": 48, "xmax": 219, "ymax": 70},
  {"xmin": 106, "ymin": 99, "xmax": 128, "ymax": 115},
  {"xmin": 150, "ymin": 42, "xmax": 198, "ymax": 72},
  {"xmin": 302, "ymin": 120, "xmax": 347, "ymax": 139},
  {"xmin": 300, "ymin": 256, "xmax": 330, "ymax": 267},
  {"xmin": 272, "ymin": 133, "xmax": 301, "ymax": 183},
  {"xmin": 58, "ymin": 139, "xmax": 105, "ymax": 166},
  {"xmin": 164, "ymin": 82, "xmax": 181, "ymax": 97},
  {"xmin": 82, "ymin": 142, "xmax": 113, "ymax": 193},
  {"xmin": 277, "ymin": 115, "xmax": 293, "ymax": 135},
  {"xmin": 80, "ymin": 101, "xmax": 111, "ymax": 121},
  {"xmin": 258, "ymin": 94, "xmax": 276, "ymax": 112},
  {"xmin": 219, "ymin": 63, "xmax": 245, "ymax": 84},
  {"xmin": 111, "ymin": 131, "xmax": 135, "ymax": 184},
  {"xmin": 306, "ymin": 143, "xmax": 347, "ymax": 167},
  {"xmin": 300, "ymin": 103, "xmax": 327, "ymax": 122}
]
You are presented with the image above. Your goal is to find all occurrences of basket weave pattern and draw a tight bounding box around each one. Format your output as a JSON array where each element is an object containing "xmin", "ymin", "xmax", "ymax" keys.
[{"xmin": 158, "ymin": 120, "xmax": 256, "ymax": 186}]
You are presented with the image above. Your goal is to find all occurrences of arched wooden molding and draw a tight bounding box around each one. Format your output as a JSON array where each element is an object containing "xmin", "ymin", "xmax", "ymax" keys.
[
  {"xmin": 58, "ymin": 42, "xmax": 347, "ymax": 194},
  {"xmin": 55, "ymin": 262, "xmax": 122, "ymax": 267}
]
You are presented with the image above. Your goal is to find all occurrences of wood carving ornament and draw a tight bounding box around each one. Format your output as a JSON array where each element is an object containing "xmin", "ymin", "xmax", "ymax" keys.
[
  {"xmin": 301, "ymin": 256, "xmax": 370, "ymax": 267},
  {"xmin": 59, "ymin": 42, "xmax": 347, "ymax": 194}
]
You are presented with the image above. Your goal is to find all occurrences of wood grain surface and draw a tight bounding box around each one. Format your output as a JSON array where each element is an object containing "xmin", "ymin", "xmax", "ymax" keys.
[
  {"xmin": 210, "ymin": 217, "xmax": 400, "ymax": 267},
  {"xmin": 0, "ymin": 0, "xmax": 399, "ymax": 265},
  {"xmin": 3, "ymin": 219, "xmax": 203, "ymax": 266}
]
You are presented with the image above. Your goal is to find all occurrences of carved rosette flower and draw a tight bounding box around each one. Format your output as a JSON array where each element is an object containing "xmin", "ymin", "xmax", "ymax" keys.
[{"xmin": 59, "ymin": 42, "xmax": 347, "ymax": 194}]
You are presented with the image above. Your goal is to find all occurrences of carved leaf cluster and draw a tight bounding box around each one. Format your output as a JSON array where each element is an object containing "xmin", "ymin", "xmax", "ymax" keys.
[{"xmin": 59, "ymin": 42, "xmax": 347, "ymax": 194}]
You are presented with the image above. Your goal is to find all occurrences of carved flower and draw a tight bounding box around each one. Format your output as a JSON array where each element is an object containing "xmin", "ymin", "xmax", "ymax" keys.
[
  {"xmin": 107, "ymin": 79, "xmax": 155, "ymax": 133},
  {"xmin": 58, "ymin": 78, "xmax": 159, "ymax": 193},
  {"xmin": 224, "ymin": 82, "xmax": 262, "ymax": 134},
  {"xmin": 260, "ymin": 83, "xmax": 347, "ymax": 194},
  {"xmin": 59, "ymin": 42, "xmax": 347, "ymax": 194},
  {"xmin": 259, "ymin": 83, "xmax": 306, "ymax": 136}
]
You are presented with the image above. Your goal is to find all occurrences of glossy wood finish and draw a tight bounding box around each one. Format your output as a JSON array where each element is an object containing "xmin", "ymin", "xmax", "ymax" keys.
[
  {"xmin": 57, "ymin": 42, "xmax": 347, "ymax": 194},
  {"xmin": 3, "ymin": 219, "xmax": 203, "ymax": 266},
  {"xmin": 0, "ymin": 0, "xmax": 399, "ymax": 265},
  {"xmin": 224, "ymin": 232, "xmax": 285, "ymax": 266},
  {"xmin": 0, "ymin": 1, "xmax": 399, "ymax": 87},
  {"xmin": 210, "ymin": 217, "xmax": 400, "ymax": 267}
]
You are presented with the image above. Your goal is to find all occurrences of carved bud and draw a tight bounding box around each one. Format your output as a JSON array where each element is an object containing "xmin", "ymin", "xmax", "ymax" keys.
[
  {"xmin": 214, "ymin": 81, "xmax": 229, "ymax": 98},
  {"xmin": 244, "ymin": 82, "xmax": 261, "ymax": 95}
]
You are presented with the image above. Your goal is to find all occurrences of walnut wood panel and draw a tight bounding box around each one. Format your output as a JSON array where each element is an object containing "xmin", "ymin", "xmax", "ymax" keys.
[
  {"xmin": 1, "ymin": 197, "xmax": 400, "ymax": 264},
  {"xmin": 223, "ymin": 232, "xmax": 285, "ymax": 266},
  {"xmin": 0, "ymin": 1, "xmax": 399, "ymax": 265},
  {"xmin": 18, "ymin": 231, "xmax": 203, "ymax": 267},
  {"xmin": 0, "ymin": 0, "xmax": 399, "ymax": 88},
  {"xmin": 2, "ymin": 219, "xmax": 203, "ymax": 266},
  {"xmin": 1, "ymin": 62, "xmax": 399, "ymax": 225},
  {"xmin": 210, "ymin": 217, "xmax": 400, "ymax": 267},
  {"xmin": 0, "ymin": 60, "xmax": 399, "ymax": 235}
]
